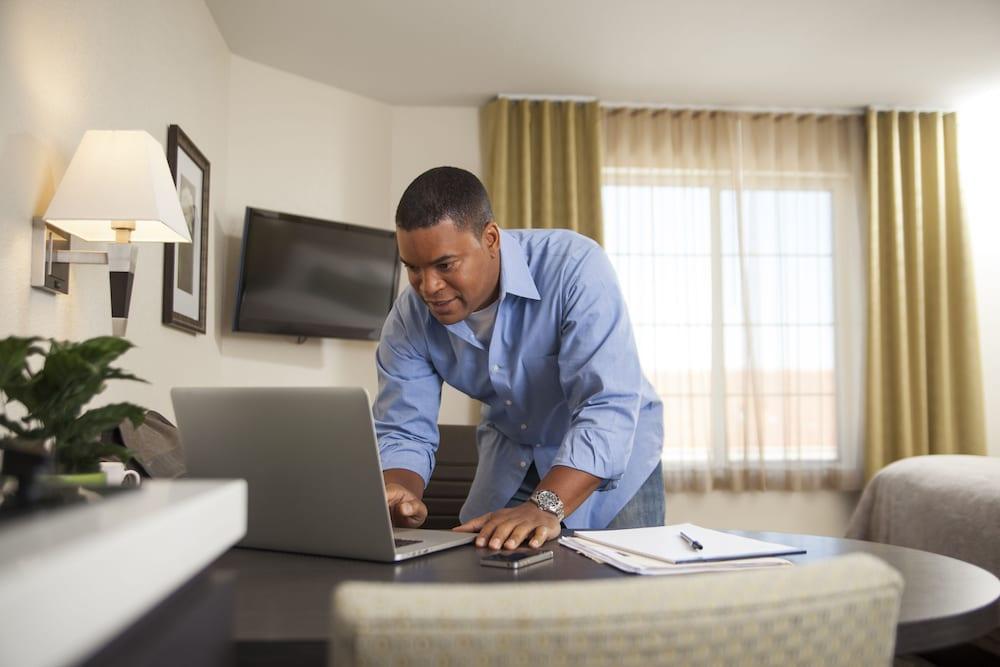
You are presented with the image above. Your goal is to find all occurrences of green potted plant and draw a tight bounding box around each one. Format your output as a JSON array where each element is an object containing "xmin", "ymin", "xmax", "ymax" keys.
[{"xmin": 0, "ymin": 336, "xmax": 147, "ymax": 485}]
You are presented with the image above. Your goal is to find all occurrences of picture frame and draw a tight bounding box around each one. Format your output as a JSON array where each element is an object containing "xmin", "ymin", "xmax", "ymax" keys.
[{"xmin": 163, "ymin": 124, "xmax": 209, "ymax": 334}]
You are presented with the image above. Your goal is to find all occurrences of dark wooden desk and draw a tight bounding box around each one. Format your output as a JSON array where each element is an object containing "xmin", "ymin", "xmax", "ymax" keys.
[
  {"xmin": 733, "ymin": 531, "xmax": 1000, "ymax": 655},
  {"xmin": 210, "ymin": 530, "xmax": 1000, "ymax": 662}
]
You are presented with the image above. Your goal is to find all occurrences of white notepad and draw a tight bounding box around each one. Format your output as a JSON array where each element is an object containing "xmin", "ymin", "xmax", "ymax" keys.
[
  {"xmin": 559, "ymin": 536, "xmax": 793, "ymax": 575},
  {"xmin": 571, "ymin": 523, "xmax": 805, "ymax": 564}
]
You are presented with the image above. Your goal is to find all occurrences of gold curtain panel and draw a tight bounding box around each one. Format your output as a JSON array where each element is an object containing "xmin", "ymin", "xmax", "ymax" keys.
[
  {"xmin": 865, "ymin": 109, "xmax": 986, "ymax": 479},
  {"xmin": 481, "ymin": 98, "xmax": 604, "ymax": 244}
]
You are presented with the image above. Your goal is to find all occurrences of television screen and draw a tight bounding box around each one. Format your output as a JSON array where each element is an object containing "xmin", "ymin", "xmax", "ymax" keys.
[{"xmin": 233, "ymin": 207, "xmax": 400, "ymax": 340}]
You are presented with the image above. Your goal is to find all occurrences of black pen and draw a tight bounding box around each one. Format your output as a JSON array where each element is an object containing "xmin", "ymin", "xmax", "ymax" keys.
[{"xmin": 679, "ymin": 530, "xmax": 703, "ymax": 551}]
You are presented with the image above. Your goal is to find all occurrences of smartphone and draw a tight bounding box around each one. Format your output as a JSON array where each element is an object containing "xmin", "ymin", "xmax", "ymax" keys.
[{"xmin": 480, "ymin": 548, "xmax": 554, "ymax": 569}]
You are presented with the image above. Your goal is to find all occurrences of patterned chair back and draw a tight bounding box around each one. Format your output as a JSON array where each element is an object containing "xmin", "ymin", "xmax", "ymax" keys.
[{"xmin": 330, "ymin": 552, "xmax": 903, "ymax": 666}]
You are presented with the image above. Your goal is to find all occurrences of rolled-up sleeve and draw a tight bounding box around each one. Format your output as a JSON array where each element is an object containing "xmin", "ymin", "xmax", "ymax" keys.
[
  {"xmin": 373, "ymin": 301, "xmax": 442, "ymax": 487},
  {"xmin": 550, "ymin": 246, "xmax": 642, "ymax": 491}
]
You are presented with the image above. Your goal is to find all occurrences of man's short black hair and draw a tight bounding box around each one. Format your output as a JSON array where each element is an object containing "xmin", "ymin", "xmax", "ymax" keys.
[{"xmin": 395, "ymin": 166, "xmax": 494, "ymax": 237}]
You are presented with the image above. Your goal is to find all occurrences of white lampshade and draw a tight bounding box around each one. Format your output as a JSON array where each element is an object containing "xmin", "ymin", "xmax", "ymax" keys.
[{"xmin": 43, "ymin": 130, "xmax": 192, "ymax": 243}]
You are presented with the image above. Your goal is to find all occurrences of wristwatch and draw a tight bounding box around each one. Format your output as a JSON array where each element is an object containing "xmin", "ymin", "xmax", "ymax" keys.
[{"xmin": 529, "ymin": 489, "xmax": 565, "ymax": 521}]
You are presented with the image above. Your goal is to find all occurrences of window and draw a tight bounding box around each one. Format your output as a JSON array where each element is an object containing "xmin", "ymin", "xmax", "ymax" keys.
[
  {"xmin": 605, "ymin": 183, "xmax": 838, "ymax": 466},
  {"xmin": 600, "ymin": 109, "xmax": 865, "ymax": 490}
]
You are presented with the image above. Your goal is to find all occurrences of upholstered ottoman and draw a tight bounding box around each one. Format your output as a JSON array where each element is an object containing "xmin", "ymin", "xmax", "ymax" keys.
[
  {"xmin": 846, "ymin": 455, "xmax": 1000, "ymax": 577},
  {"xmin": 846, "ymin": 454, "xmax": 1000, "ymax": 655}
]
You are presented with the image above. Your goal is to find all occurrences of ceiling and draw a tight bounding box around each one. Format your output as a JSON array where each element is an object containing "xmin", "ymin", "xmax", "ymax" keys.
[{"xmin": 205, "ymin": 0, "xmax": 1000, "ymax": 110}]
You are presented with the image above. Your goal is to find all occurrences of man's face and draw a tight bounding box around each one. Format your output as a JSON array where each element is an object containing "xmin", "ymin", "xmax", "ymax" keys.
[{"xmin": 397, "ymin": 218, "xmax": 501, "ymax": 325}]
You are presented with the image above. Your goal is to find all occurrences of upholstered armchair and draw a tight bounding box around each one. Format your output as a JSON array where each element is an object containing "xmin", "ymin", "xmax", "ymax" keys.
[{"xmin": 330, "ymin": 553, "xmax": 902, "ymax": 666}]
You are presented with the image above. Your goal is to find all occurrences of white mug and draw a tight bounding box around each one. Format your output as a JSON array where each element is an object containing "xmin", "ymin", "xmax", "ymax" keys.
[{"xmin": 100, "ymin": 461, "xmax": 141, "ymax": 487}]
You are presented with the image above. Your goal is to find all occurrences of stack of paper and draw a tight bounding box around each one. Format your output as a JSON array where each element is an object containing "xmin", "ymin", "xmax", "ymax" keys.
[{"xmin": 559, "ymin": 523, "xmax": 805, "ymax": 576}]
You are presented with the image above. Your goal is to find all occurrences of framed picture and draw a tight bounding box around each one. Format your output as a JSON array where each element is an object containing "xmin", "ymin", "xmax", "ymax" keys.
[{"xmin": 163, "ymin": 124, "xmax": 209, "ymax": 334}]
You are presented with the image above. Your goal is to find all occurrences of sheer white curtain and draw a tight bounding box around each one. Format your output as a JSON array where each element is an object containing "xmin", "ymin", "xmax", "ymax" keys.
[{"xmin": 602, "ymin": 109, "xmax": 866, "ymax": 491}]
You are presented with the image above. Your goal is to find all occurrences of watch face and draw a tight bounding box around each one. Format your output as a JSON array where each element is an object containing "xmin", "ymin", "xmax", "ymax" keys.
[{"xmin": 532, "ymin": 490, "xmax": 564, "ymax": 517}]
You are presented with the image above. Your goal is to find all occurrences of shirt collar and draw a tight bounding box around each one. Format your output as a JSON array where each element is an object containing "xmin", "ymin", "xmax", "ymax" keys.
[
  {"xmin": 498, "ymin": 229, "xmax": 541, "ymax": 301},
  {"xmin": 439, "ymin": 229, "xmax": 539, "ymax": 348}
]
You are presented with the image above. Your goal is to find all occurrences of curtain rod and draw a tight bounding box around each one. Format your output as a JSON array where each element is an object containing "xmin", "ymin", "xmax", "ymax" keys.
[
  {"xmin": 497, "ymin": 93, "xmax": 598, "ymax": 102},
  {"xmin": 497, "ymin": 94, "xmax": 956, "ymax": 115},
  {"xmin": 496, "ymin": 94, "xmax": 865, "ymax": 116},
  {"xmin": 866, "ymin": 104, "xmax": 957, "ymax": 113},
  {"xmin": 603, "ymin": 101, "xmax": 865, "ymax": 116}
]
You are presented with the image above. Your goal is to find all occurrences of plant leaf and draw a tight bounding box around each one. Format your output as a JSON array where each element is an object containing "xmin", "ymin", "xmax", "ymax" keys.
[
  {"xmin": 0, "ymin": 336, "xmax": 44, "ymax": 391},
  {"xmin": 2, "ymin": 335, "xmax": 148, "ymax": 474},
  {"xmin": 74, "ymin": 336, "xmax": 135, "ymax": 367},
  {"xmin": 0, "ymin": 414, "xmax": 47, "ymax": 442},
  {"xmin": 62, "ymin": 403, "xmax": 146, "ymax": 445},
  {"xmin": 0, "ymin": 413, "xmax": 28, "ymax": 437},
  {"xmin": 103, "ymin": 369, "xmax": 149, "ymax": 384}
]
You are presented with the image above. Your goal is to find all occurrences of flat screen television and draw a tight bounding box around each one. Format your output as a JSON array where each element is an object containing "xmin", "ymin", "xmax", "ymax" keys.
[{"xmin": 233, "ymin": 207, "xmax": 400, "ymax": 341}]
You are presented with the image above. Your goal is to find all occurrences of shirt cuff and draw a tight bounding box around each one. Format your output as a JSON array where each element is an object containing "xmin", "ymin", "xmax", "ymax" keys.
[
  {"xmin": 379, "ymin": 443, "xmax": 434, "ymax": 488},
  {"xmin": 551, "ymin": 429, "xmax": 626, "ymax": 492}
]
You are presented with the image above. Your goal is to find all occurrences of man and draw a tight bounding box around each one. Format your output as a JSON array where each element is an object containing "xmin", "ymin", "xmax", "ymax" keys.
[{"xmin": 375, "ymin": 166, "xmax": 663, "ymax": 551}]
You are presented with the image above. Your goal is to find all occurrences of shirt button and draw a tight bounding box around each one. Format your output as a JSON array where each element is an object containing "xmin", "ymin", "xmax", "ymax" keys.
[
  {"xmin": 520, "ymin": 461, "xmax": 527, "ymax": 468},
  {"xmin": 505, "ymin": 400, "xmax": 512, "ymax": 406},
  {"xmin": 535, "ymin": 444, "xmax": 541, "ymax": 448},
  {"xmin": 520, "ymin": 423, "xmax": 527, "ymax": 430},
  {"xmin": 492, "ymin": 364, "xmax": 501, "ymax": 372}
]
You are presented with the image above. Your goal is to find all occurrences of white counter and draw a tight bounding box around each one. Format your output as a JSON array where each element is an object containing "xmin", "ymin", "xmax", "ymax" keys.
[{"xmin": 0, "ymin": 479, "xmax": 247, "ymax": 667}]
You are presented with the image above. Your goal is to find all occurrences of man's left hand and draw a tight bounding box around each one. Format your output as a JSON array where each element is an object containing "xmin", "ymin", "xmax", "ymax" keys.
[{"xmin": 453, "ymin": 503, "xmax": 561, "ymax": 550}]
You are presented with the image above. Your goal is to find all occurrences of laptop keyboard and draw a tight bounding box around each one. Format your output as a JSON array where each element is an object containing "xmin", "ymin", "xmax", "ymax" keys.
[{"xmin": 394, "ymin": 538, "xmax": 423, "ymax": 547}]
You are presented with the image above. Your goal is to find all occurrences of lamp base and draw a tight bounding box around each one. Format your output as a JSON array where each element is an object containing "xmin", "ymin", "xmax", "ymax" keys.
[
  {"xmin": 112, "ymin": 318, "xmax": 129, "ymax": 337},
  {"xmin": 108, "ymin": 243, "xmax": 137, "ymax": 337}
]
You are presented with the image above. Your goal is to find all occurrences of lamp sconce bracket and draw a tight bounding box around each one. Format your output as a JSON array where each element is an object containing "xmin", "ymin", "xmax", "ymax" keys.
[
  {"xmin": 31, "ymin": 217, "xmax": 70, "ymax": 294},
  {"xmin": 30, "ymin": 217, "xmax": 109, "ymax": 295}
]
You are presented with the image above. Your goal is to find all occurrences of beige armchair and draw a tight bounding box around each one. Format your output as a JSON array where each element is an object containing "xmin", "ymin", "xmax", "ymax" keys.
[{"xmin": 330, "ymin": 553, "xmax": 903, "ymax": 666}]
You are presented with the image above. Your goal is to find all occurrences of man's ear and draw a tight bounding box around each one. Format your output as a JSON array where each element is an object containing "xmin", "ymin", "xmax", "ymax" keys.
[{"xmin": 483, "ymin": 221, "xmax": 500, "ymax": 254}]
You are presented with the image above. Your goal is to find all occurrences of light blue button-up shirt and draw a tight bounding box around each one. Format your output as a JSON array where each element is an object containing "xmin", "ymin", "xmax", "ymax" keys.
[{"xmin": 374, "ymin": 228, "xmax": 663, "ymax": 529}]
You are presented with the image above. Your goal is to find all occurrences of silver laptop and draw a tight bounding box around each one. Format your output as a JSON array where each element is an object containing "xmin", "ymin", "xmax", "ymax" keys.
[{"xmin": 171, "ymin": 386, "xmax": 475, "ymax": 562}]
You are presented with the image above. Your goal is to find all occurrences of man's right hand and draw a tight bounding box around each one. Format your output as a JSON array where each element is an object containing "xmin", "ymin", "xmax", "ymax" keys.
[{"xmin": 385, "ymin": 482, "xmax": 428, "ymax": 528}]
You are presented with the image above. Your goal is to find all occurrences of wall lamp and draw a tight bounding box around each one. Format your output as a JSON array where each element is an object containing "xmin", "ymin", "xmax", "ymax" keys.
[{"xmin": 30, "ymin": 130, "xmax": 192, "ymax": 336}]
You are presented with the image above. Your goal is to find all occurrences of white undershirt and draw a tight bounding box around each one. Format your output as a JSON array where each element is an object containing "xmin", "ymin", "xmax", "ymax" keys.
[{"xmin": 465, "ymin": 298, "xmax": 499, "ymax": 347}]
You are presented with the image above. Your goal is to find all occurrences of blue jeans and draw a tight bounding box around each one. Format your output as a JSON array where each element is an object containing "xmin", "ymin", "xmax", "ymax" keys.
[{"xmin": 506, "ymin": 461, "xmax": 665, "ymax": 529}]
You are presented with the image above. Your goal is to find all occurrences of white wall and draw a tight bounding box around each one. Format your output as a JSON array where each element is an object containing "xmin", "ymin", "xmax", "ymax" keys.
[
  {"xmin": 217, "ymin": 56, "xmax": 393, "ymax": 400},
  {"xmin": 389, "ymin": 107, "xmax": 482, "ymax": 210},
  {"xmin": 958, "ymin": 92, "xmax": 1000, "ymax": 457},
  {"xmin": 667, "ymin": 490, "xmax": 860, "ymax": 537},
  {"xmin": 0, "ymin": 0, "xmax": 231, "ymax": 414}
]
